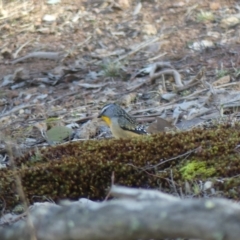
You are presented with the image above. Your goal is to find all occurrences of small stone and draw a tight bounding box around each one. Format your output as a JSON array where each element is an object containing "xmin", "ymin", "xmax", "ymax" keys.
[
  {"xmin": 47, "ymin": 0, "xmax": 61, "ymax": 4},
  {"xmin": 0, "ymin": 99, "xmax": 7, "ymax": 106},
  {"xmin": 220, "ymin": 16, "xmax": 240, "ymax": 28},
  {"xmin": 189, "ymin": 40, "xmax": 214, "ymax": 51},
  {"xmin": 203, "ymin": 181, "xmax": 213, "ymax": 191},
  {"xmin": 42, "ymin": 14, "xmax": 56, "ymax": 22},
  {"xmin": 209, "ymin": 2, "xmax": 221, "ymax": 10},
  {"xmin": 142, "ymin": 24, "xmax": 157, "ymax": 35},
  {"xmin": 117, "ymin": 0, "xmax": 130, "ymax": 9},
  {"xmin": 19, "ymin": 109, "xmax": 24, "ymax": 115}
]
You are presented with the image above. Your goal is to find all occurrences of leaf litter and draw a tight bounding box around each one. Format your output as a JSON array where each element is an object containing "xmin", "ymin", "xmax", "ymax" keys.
[{"xmin": 1, "ymin": 0, "xmax": 240, "ymax": 159}]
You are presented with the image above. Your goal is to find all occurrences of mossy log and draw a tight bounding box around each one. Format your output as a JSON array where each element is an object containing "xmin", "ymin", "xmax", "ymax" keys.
[{"xmin": 1, "ymin": 124, "xmax": 240, "ymax": 210}]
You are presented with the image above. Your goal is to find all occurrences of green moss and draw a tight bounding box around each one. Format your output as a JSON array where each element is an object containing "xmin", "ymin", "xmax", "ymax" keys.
[
  {"xmin": 2, "ymin": 123, "xmax": 240, "ymax": 210},
  {"xmin": 180, "ymin": 161, "xmax": 216, "ymax": 180}
]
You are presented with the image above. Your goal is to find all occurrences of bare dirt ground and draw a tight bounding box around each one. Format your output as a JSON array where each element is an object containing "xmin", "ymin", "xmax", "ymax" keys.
[{"xmin": 1, "ymin": 0, "xmax": 240, "ymax": 153}]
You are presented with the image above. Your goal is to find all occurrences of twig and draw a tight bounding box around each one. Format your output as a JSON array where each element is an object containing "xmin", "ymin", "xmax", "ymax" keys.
[
  {"xmin": 104, "ymin": 172, "xmax": 115, "ymax": 201},
  {"xmin": 128, "ymin": 62, "xmax": 183, "ymax": 92},
  {"xmin": 168, "ymin": 169, "xmax": 180, "ymax": 197},
  {"xmin": 13, "ymin": 40, "xmax": 33, "ymax": 59},
  {"xmin": 0, "ymin": 104, "xmax": 42, "ymax": 119},
  {"xmin": 142, "ymin": 147, "xmax": 199, "ymax": 171},
  {"xmin": 110, "ymin": 185, "xmax": 179, "ymax": 201},
  {"xmin": 148, "ymin": 52, "xmax": 167, "ymax": 62},
  {"xmin": 0, "ymin": 196, "xmax": 6, "ymax": 217},
  {"xmin": 77, "ymin": 36, "xmax": 92, "ymax": 48},
  {"xmin": 126, "ymin": 163, "xmax": 167, "ymax": 180},
  {"xmin": 114, "ymin": 36, "xmax": 162, "ymax": 62},
  {"xmin": 175, "ymin": 67, "xmax": 206, "ymax": 92},
  {"xmin": 150, "ymin": 69, "xmax": 183, "ymax": 87},
  {"xmin": 11, "ymin": 52, "xmax": 64, "ymax": 64},
  {"xmin": 48, "ymin": 91, "xmax": 81, "ymax": 104},
  {"xmin": 135, "ymin": 116, "xmax": 157, "ymax": 123},
  {"xmin": 6, "ymin": 142, "xmax": 37, "ymax": 240}
]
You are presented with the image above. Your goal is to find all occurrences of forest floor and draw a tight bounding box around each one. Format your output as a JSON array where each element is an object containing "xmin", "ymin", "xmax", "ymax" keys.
[{"xmin": 1, "ymin": 0, "xmax": 240, "ymax": 154}]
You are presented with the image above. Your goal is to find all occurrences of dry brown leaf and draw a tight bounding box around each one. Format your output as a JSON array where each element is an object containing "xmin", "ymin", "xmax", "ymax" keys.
[
  {"xmin": 220, "ymin": 16, "xmax": 240, "ymax": 28},
  {"xmin": 118, "ymin": 92, "xmax": 137, "ymax": 106},
  {"xmin": 209, "ymin": 2, "xmax": 220, "ymax": 10},
  {"xmin": 116, "ymin": 0, "xmax": 131, "ymax": 9},
  {"xmin": 147, "ymin": 42, "xmax": 161, "ymax": 54},
  {"xmin": 13, "ymin": 68, "xmax": 30, "ymax": 81},
  {"xmin": 176, "ymin": 118, "xmax": 206, "ymax": 130},
  {"xmin": 34, "ymin": 122, "xmax": 48, "ymax": 137},
  {"xmin": 212, "ymin": 75, "xmax": 230, "ymax": 86},
  {"xmin": 77, "ymin": 118, "xmax": 101, "ymax": 139},
  {"xmin": 147, "ymin": 117, "xmax": 174, "ymax": 134},
  {"xmin": 172, "ymin": 2, "xmax": 185, "ymax": 7},
  {"xmin": 1, "ymin": 47, "xmax": 12, "ymax": 59},
  {"xmin": 142, "ymin": 24, "xmax": 157, "ymax": 35}
]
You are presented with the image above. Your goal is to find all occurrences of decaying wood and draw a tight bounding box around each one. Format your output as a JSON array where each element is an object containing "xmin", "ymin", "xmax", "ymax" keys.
[{"xmin": 0, "ymin": 185, "xmax": 240, "ymax": 240}]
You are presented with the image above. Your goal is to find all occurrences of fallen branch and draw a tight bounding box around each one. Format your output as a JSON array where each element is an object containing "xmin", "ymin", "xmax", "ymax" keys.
[{"xmin": 0, "ymin": 186, "xmax": 240, "ymax": 240}]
